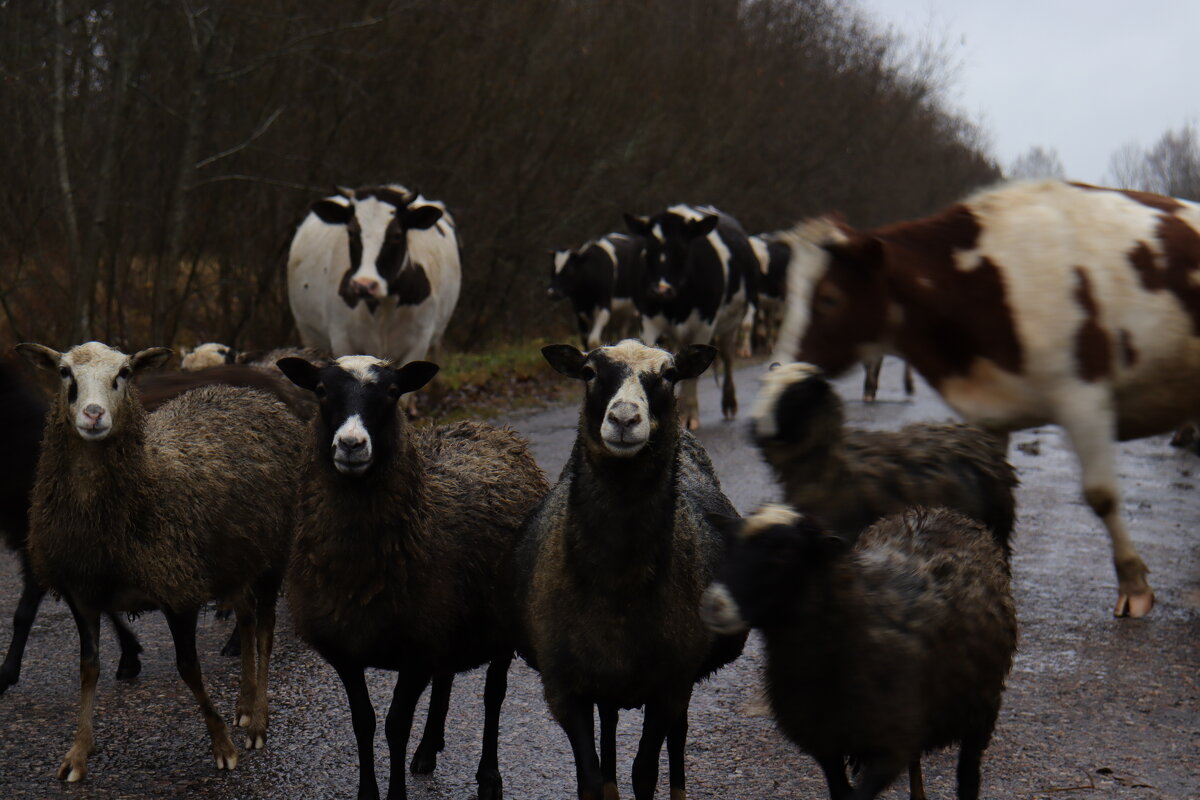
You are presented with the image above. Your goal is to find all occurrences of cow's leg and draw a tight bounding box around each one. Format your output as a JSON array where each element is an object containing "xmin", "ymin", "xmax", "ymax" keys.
[
  {"xmin": 862, "ymin": 356, "xmax": 883, "ymax": 403},
  {"xmin": 587, "ymin": 307, "xmax": 612, "ymax": 350},
  {"xmin": 736, "ymin": 304, "xmax": 755, "ymax": 358},
  {"xmin": 641, "ymin": 316, "xmax": 665, "ymax": 347},
  {"xmin": 901, "ymin": 361, "xmax": 915, "ymax": 397},
  {"xmin": 718, "ymin": 335, "xmax": 737, "ymax": 419},
  {"xmin": 1058, "ymin": 398, "xmax": 1154, "ymax": 617}
]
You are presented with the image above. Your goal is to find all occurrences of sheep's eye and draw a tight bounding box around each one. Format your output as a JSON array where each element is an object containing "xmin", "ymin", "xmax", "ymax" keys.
[
  {"xmin": 58, "ymin": 366, "xmax": 70, "ymax": 379},
  {"xmin": 387, "ymin": 384, "xmax": 401, "ymax": 399},
  {"xmin": 663, "ymin": 367, "xmax": 678, "ymax": 383},
  {"xmin": 117, "ymin": 367, "xmax": 131, "ymax": 380},
  {"xmin": 580, "ymin": 366, "xmax": 595, "ymax": 381},
  {"xmin": 314, "ymin": 384, "xmax": 327, "ymax": 399}
]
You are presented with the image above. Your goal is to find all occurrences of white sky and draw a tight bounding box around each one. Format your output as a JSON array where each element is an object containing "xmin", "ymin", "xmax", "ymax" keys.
[{"xmin": 856, "ymin": 0, "xmax": 1200, "ymax": 184}]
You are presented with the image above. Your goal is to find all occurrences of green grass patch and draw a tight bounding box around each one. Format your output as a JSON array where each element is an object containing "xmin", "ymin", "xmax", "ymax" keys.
[{"xmin": 420, "ymin": 338, "xmax": 575, "ymax": 423}]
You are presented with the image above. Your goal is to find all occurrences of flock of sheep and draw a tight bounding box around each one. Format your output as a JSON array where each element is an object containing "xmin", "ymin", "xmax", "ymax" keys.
[{"xmin": 3, "ymin": 176, "xmax": 1198, "ymax": 800}]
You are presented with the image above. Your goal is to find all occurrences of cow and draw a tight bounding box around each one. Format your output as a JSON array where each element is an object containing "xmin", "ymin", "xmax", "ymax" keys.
[
  {"xmin": 625, "ymin": 204, "xmax": 758, "ymax": 429},
  {"xmin": 287, "ymin": 184, "xmax": 460, "ymax": 413},
  {"xmin": 547, "ymin": 232, "xmax": 643, "ymax": 349},
  {"xmin": 772, "ymin": 179, "xmax": 1200, "ymax": 618}
]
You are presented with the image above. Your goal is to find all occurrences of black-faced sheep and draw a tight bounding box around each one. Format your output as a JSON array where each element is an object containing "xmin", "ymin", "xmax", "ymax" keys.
[
  {"xmin": 701, "ymin": 504, "xmax": 1017, "ymax": 800},
  {"xmin": 752, "ymin": 362, "xmax": 1016, "ymax": 556},
  {"xmin": 16, "ymin": 341, "xmax": 304, "ymax": 782},
  {"xmin": 277, "ymin": 354, "xmax": 548, "ymax": 800},
  {"xmin": 516, "ymin": 339, "xmax": 747, "ymax": 800}
]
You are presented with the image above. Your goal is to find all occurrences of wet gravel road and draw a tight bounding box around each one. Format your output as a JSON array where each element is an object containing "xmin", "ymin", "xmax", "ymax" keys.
[{"xmin": 1, "ymin": 357, "xmax": 1197, "ymax": 799}]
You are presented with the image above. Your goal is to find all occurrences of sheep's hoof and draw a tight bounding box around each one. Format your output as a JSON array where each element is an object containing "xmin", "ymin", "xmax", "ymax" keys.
[
  {"xmin": 476, "ymin": 767, "xmax": 502, "ymax": 800},
  {"xmin": 244, "ymin": 732, "xmax": 266, "ymax": 750},
  {"xmin": 603, "ymin": 782, "xmax": 620, "ymax": 800},
  {"xmin": 115, "ymin": 652, "xmax": 142, "ymax": 681},
  {"xmin": 213, "ymin": 736, "xmax": 239, "ymax": 770},
  {"xmin": 1114, "ymin": 588, "xmax": 1155, "ymax": 618},
  {"xmin": 0, "ymin": 666, "xmax": 18, "ymax": 694},
  {"xmin": 56, "ymin": 750, "xmax": 89, "ymax": 783},
  {"xmin": 410, "ymin": 742, "xmax": 441, "ymax": 774},
  {"xmin": 669, "ymin": 787, "xmax": 687, "ymax": 800}
]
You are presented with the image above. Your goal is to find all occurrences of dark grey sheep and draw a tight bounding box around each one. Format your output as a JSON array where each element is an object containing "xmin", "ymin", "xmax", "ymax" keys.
[
  {"xmin": 702, "ymin": 504, "xmax": 1018, "ymax": 800},
  {"xmin": 751, "ymin": 362, "xmax": 1016, "ymax": 556},
  {"xmin": 516, "ymin": 339, "xmax": 747, "ymax": 800},
  {"xmin": 278, "ymin": 353, "xmax": 548, "ymax": 800},
  {"xmin": 17, "ymin": 340, "xmax": 304, "ymax": 783}
]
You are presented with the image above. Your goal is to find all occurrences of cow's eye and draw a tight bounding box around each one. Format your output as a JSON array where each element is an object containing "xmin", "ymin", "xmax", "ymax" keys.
[{"xmin": 815, "ymin": 286, "xmax": 844, "ymax": 313}]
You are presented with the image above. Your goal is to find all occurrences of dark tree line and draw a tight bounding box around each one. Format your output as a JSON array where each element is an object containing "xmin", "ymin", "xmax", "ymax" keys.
[{"xmin": 0, "ymin": 0, "xmax": 999, "ymax": 353}]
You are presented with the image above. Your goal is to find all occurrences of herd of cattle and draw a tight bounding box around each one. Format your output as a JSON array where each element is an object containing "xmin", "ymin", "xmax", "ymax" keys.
[{"xmin": 2, "ymin": 177, "xmax": 1200, "ymax": 800}]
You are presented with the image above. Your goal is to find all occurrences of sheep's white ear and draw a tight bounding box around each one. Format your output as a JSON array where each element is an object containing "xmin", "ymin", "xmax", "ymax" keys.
[
  {"xmin": 277, "ymin": 357, "xmax": 320, "ymax": 391},
  {"xmin": 15, "ymin": 342, "xmax": 62, "ymax": 372},
  {"xmin": 131, "ymin": 347, "xmax": 173, "ymax": 373},
  {"xmin": 542, "ymin": 344, "xmax": 588, "ymax": 379},
  {"xmin": 674, "ymin": 345, "xmax": 717, "ymax": 380},
  {"xmin": 394, "ymin": 361, "xmax": 439, "ymax": 395}
]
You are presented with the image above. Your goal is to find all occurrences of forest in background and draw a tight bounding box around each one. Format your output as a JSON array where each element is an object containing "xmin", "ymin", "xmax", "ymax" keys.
[{"xmin": 0, "ymin": 0, "xmax": 1001, "ymax": 353}]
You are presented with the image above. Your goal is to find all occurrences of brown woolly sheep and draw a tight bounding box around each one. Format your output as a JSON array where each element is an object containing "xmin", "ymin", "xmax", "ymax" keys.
[
  {"xmin": 516, "ymin": 340, "xmax": 747, "ymax": 800},
  {"xmin": 702, "ymin": 505, "xmax": 1017, "ymax": 800},
  {"xmin": 752, "ymin": 362, "xmax": 1017, "ymax": 556},
  {"xmin": 277, "ymin": 353, "xmax": 548, "ymax": 800},
  {"xmin": 16, "ymin": 341, "xmax": 304, "ymax": 783}
]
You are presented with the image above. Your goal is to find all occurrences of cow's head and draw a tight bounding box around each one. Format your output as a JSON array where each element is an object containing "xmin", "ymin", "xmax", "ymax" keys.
[
  {"xmin": 547, "ymin": 248, "xmax": 579, "ymax": 301},
  {"xmin": 771, "ymin": 215, "xmax": 887, "ymax": 375},
  {"xmin": 625, "ymin": 209, "xmax": 719, "ymax": 301},
  {"xmin": 310, "ymin": 185, "xmax": 444, "ymax": 312}
]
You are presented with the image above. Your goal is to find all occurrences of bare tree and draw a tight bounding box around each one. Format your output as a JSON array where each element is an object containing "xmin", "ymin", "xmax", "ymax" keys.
[{"xmin": 1008, "ymin": 145, "xmax": 1067, "ymax": 180}]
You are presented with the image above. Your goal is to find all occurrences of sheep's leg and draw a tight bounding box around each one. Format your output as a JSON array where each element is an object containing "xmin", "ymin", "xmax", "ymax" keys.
[
  {"xmin": 1058, "ymin": 397, "xmax": 1154, "ymax": 616},
  {"xmin": 0, "ymin": 562, "xmax": 46, "ymax": 693},
  {"xmin": 665, "ymin": 709, "xmax": 687, "ymax": 800},
  {"xmin": 220, "ymin": 622, "xmax": 241, "ymax": 657},
  {"xmin": 410, "ymin": 672, "xmax": 452, "ymax": 774},
  {"xmin": 246, "ymin": 593, "xmax": 276, "ymax": 750},
  {"xmin": 107, "ymin": 612, "xmax": 142, "ymax": 680},
  {"xmin": 813, "ymin": 753, "xmax": 852, "ymax": 800},
  {"xmin": 630, "ymin": 701, "xmax": 674, "ymax": 799},
  {"xmin": 599, "ymin": 703, "xmax": 619, "ymax": 800},
  {"xmin": 57, "ymin": 596, "xmax": 101, "ymax": 782},
  {"xmin": 907, "ymin": 759, "xmax": 926, "ymax": 800},
  {"xmin": 955, "ymin": 739, "xmax": 985, "ymax": 800},
  {"xmin": 475, "ymin": 654, "xmax": 511, "ymax": 800},
  {"xmin": 862, "ymin": 356, "xmax": 882, "ymax": 403},
  {"xmin": 162, "ymin": 608, "xmax": 238, "ymax": 771},
  {"xmin": 233, "ymin": 601, "xmax": 259, "ymax": 731},
  {"xmin": 849, "ymin": 755, "xmax": 906, "ymax": 800},
  {"xmin": 384, "ymin": 670, "xmax": 428, "ymax": 800},
  {"xmin": 333, "ymin": 662, "xmax": 381, "ymax": 800},
  {"xmin": 553, "ymin": 694, "xmax": 604, "ymax": 800}
]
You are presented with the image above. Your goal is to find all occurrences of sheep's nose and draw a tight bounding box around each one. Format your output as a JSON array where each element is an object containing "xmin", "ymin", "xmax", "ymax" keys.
[
  {"xmin": 606, "ymin": 404, "xmax": 642, "ymax": 430},
  {"xmin": 82, "ymin": 404, "xmax": 105, "ymax": 422},
  {"xmin": 337, "ymin": 435, "xmax": 367, "ymax": 452}
]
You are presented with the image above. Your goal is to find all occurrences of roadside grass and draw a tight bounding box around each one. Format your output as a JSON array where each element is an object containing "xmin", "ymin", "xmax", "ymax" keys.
[{"xmin": 418, "ymin": 338, "xmax": 575, "ymax": 423}]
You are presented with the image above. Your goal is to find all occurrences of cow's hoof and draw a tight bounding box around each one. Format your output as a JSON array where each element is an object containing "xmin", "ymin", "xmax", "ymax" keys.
[{"xmin": 1114, "ymin": 588, "xmax": 1155, "ymax": 618}]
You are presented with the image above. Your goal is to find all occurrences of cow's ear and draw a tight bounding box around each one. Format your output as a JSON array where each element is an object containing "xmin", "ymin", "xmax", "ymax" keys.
[
  {"xmin": 624, "ymin": 213, "xmax": 652, "ymax": 237},
  {"xmin": 542, "ymin": 344, "xmax": 588, "ymax": 379},
  {"xmin": 277, "ymin": 357, "xmax": 321, "ymax": 392},
  {"xmin": 673, "ymin": 344, "xmax": 717, "ymax": 380},
  {"xmin": 394, "ymin": 361, "xmax": 439, "ymax": 394},
  {"xmin": 825, "ymin": 231, "xmax": 883, "ymax": 272},
  {"xmin": 312, "ymin": 198, "xmax": 354, "ymax": 225},
  {"xmin": 404, "ymin": 205, "xmax": 443, "ymax": 231},
  {"xmin": 685, "ymin": 215, "xmax": 720, "ymax": 239}
]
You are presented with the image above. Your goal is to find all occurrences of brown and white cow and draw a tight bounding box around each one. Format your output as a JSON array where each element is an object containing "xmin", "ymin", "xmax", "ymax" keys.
[{"xmin": 772, "ymin": 179, "xmax": 1200, "ymax": 618}]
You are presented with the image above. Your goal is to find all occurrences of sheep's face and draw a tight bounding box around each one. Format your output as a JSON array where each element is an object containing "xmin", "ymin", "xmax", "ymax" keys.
[
  {"xmin": 278, "ymin": 354, "xmax": 438, "ymax": 476},
  {"xmin": 181, "ymin": 342, "xmax": 235, "ymax": 371},
  {"xmin": 625, "ymin": 211, "xmax": 719, "ymax": 301},
  {"xmin": 701, "ymin": 504, "xmax": 846, "ymax": 634},
  {"xmin": 750, "ymin": 362, "xmax": 837, "ymax": 444},
  {"xmin": 15, "ymin": 341, "xmax": 172, "ymax": 441},
  {"xmin": 543, "ymin": 339, "xmax": 715, "ymax": 457}
]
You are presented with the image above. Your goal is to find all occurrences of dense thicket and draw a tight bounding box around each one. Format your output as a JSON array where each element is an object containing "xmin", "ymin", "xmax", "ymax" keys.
[{"xmin": 0, "ymin": 0, "xmax": 999, "ymax": 352}]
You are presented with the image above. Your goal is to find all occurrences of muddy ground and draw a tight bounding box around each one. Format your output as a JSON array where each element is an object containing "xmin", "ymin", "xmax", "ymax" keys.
[{"xmin": 0, "ymin": 357, "xmax": 1196, "ymax": 799}]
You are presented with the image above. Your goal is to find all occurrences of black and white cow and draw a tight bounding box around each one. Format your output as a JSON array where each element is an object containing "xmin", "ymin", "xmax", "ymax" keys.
[
  {"xmin": 287, "ymin": 184, "xmax": 460, "ymax": 411},
  {"xmin": 547, "ymin": 233, "xmax": 643, "ymax": 350},
  {"xmin": 748, "ymin": 234, "xmax": 792, "ymax": 353},
  {"xmin": 624, "ymin": 204, "xmax": 758, "ymax": 429}
]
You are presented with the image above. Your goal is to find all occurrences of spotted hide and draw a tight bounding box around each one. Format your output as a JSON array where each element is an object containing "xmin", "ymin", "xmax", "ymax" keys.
[
  {"xmin": 772, "ymin": 179, "xmax": 1200, "ymax": 618},
  {"xmin": 287, "ymin": 184, "xmax": 460, "ymax": 412},
  {"xmin": 547, "ymin": 232, "xmax": 643, "ymax": 350}
]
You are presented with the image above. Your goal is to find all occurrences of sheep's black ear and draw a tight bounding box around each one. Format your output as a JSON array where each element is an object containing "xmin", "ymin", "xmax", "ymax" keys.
[
  {"xmin": 674, "ymin": 345, "xmax": 717, "ymax": 380},
  {"xmin": 277, "ymin": 357, "xmax": 321, "ymax": 391},
  {"xmin": 404, "ymin": 204, "xmax": 443, "ymax": 231},
  {"xmin": 312, "ymin": 198, "xmax": 354, "ymax": 225},
  {"xmin": 705, "ymin": 511, "xmax": 743, "ymax": 544},
  {"xmin": 395, "ymin": 361, "xmax": 439, "ymax": 394},
  {"xmin": 131, "ymin": 347, "xmax": 173, "ymax": 373},
  {"xmin": 542, "ymin": 344, "xmax": 588, "ymax": 378},
  {"xmin": 15, "ymin": 342, "xmax": 62, "ymax": 372},
  {"xmin": 812, "ymin": 531, "xmax": 851, "ymax": 559},
  {"xmin": 624, "ymin": 213, "xmax": 652, "ymax": 237}
]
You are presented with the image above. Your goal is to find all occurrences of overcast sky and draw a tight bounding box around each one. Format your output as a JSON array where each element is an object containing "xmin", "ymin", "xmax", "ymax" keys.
[{"xmin": 855, "ymin": 0, "xmax": 1200, "ymax": 184}]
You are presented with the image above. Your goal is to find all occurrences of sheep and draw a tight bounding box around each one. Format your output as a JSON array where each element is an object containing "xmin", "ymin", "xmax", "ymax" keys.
[
  {"xmin": 751, "ymin": 362, "xmax": 1017, "ymax": 556},
  {"xmin": 516, "ymin": 338, "xmax": 748, "ymax": 800},
  {"xmin": 276, "ymin": 353, "xmax": 548, "ymax": 800},
  {"xmin": 15, "ymin": 340, "xmax": 304, "ymax": 782},
  {"xmin": 701, "ymin": 504, "xmax": 1018, "ymax": 800},
  {"xmin": 180, "ymin": 341, "xmax": 238, "ymax": 370},
  {"xmin": 0, "ymin": 357, "xmax": 144, "ymax": 694}
]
